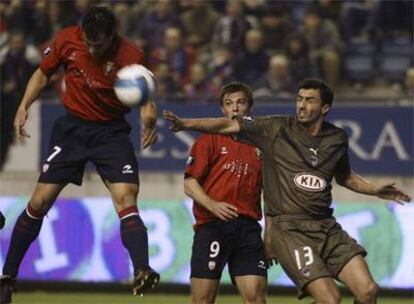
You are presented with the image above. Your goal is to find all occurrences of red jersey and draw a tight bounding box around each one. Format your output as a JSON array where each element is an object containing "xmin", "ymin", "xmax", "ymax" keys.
[
  {"xmin": 39, "ymin": 26, "xmax": 144, "ymax": 121},
  {"xmin": 185, "ymin": 134, "xmax": 263, "ymax": 228}
]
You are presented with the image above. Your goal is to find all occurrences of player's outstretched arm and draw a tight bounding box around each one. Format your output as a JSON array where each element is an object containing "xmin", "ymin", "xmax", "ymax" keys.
[
  {"xmin": 14, "ymin": 68, "xmax": 50, "ymax": 142},
  {"xmin": 140, "ymin": 100, "xmax": 158, "ymax": 149},
  {"xmin": 335, "ymin": 170, "xmax": 412, "ymax": 205},
  {"xmin": 162, "ymin": 110, "xmax": 240, "ymax": 135},
  {"xmin": 184, "ymin": 177, "xmax": 238, "ymax": 221}
]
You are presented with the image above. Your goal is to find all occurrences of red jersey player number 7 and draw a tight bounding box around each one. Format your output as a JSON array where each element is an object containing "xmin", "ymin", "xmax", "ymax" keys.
[{"xmin": 1, "ymin": 6, "xmax": 159, "ymax": 304}]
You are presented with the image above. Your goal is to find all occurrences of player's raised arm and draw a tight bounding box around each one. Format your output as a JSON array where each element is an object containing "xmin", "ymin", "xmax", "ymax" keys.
[
  {"xmin": 335, "ymin": 170, "xmax": 412, "ymax": 205},
  {"xmin": 14, "ymin": 68, "xmax": 50, "ymax": 142},
  {"xmin": 140, "ymin": 100, "xmax": 158, "ymax": 149},
  {"xmin": 162, "ymin": 110, "xmax": 240, "ymax": 135}
]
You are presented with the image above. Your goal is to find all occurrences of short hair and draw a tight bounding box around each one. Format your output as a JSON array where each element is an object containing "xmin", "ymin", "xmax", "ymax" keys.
[
  {"xmin": 220, "ymin": 82, "xmax": 254, "ymax": 108},
  {"xmin": 82, "ymin": 6, "xmax": 116, "ymax": 41},
  {"xmin": 298, "ymin": 78, "xmax": 334, "ymax": 106}
]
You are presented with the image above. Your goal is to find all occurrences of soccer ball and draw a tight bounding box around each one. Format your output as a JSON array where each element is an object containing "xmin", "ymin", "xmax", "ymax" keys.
[{"xmin": 114, "ymin": 64, "xmax": 155, "ymax": 107}]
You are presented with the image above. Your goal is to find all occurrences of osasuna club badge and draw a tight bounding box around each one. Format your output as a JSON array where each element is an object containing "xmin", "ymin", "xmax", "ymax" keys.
[
  {"xmin": 255, "ymin": 148, "xmax": 262, "ymax": 160},
  {"xmin": 43, "ymin": 46, "xmax": 51, "ymax": 57},
  {"xmin": 103, "ymin": 61, "xmax": 115, "ymax": 75}
]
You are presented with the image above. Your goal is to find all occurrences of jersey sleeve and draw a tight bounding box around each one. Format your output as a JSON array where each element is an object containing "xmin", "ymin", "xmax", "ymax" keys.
[
  {"xmin": 185, "ymin": 135, "xmax": 214, "ymax": 182},
  {"xmin": 235, "ymin": 115, "xmax": 283, "ymax": 149},
  {"xmin": 39, "ymin": 30, "xmax": 66, "ymax": 76},
  {"xmin": 335, "ymin": 132, "xmax": 351, "ymax": 175}
]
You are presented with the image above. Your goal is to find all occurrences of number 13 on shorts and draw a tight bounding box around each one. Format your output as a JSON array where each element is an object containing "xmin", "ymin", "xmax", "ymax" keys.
[{"xmin": 294, "ymin": 246, "xmax": 314, "ymax": 270}]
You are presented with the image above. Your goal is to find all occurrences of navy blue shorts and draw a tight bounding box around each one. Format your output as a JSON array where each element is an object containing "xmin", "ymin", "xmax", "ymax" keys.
[
  {"xmin": 39, "ymin": 113, "xmax": 139, "ymax": 185},
  {"xmin": 190, "ymin": 216, "xmax": 267, "ymax": 283}
]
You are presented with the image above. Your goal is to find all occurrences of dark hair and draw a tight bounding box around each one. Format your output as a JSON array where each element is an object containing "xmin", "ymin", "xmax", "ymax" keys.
[
  {"xmin": 298, "ymin": 78, "xmax": 334, "ymax": 106},
  {"xmin": 82, "ymin": 6, "xmax": 116, "ymax": 41},
  {"xmin": 220, "ymin": 82, "xmax": 254, "ymax": 108}
]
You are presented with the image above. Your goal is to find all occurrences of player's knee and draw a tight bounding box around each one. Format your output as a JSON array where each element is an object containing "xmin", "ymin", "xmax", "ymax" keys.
[
  {"xmin": 113, "ymin": 187, "xmax": 138, "ymax": 209},
  {"xmin": 355, "ymin": 281, "xmax": 378, "ymax": 303},
  {"xmin": 243, "ymin": 292, "xmax": 266, "ymax": 304},
  {"xmin": 313, "ymin": 289, "xmax": 341, "ymax": 304},
  {"xmin": 191, "ymin": 293, "xmax": 215, "ymax": 304},
  {"xmin": 29, "ymin": 195, "xmax": 54, "ymax": 214},
  {"xmin": 242, "ymin": 286, "xmax": 266, "ymax": 304}
]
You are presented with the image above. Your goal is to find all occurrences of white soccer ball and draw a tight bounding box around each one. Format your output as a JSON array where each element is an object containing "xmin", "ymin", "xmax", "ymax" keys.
[{"xmin": 114, "ymin": 64, "xmax": 155, "ymax": 107}]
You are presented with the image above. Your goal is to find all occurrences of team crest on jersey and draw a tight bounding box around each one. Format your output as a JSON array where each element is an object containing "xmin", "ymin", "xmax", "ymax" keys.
[
  {"xmin": 255, "ymin": 148, "xmax": 262, "ymax": 160},
  {"xmin": 43, "ymin": 46, "xmax": 51, "ymax": 57},
  {"xmin": 220, "ymin": 146, "xmax": 228, "ymax": 154},
  {"xmin": 208, "ymin": 261, "xmax": 216, "ymax": 270},
  {"xmin": 309, "ymin": 148, "xmax": 319, "ymax": 167},
  {"xmin": 294, "ymin": 173, "xmax": 326, "ymax": 192},
  {"xmin": 103, "ymin": 61, "xmax": 115, "ymax": 75},
  {"xmin": 42, "ymin": 163, "xmax": 49, "ymax": 173}
]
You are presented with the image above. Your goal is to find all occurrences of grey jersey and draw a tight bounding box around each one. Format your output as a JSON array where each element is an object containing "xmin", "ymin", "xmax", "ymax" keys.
[{"xmin": 237, "ymin": 115, "xmax": 350, "ymax": 218}]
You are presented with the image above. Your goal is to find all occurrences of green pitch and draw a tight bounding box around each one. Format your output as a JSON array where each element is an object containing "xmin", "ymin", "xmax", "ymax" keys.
[{"xmin": 13, "ymin": 292, "xmax": 414, "ymax": 304}]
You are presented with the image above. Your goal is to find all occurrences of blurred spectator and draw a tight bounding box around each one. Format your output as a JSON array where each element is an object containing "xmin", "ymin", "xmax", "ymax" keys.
[
  {"xmin": 113, "ymin": 1, "xmax": 132, "ymax": 37},
  {"xmin": 48, "ymin": 1, "xmax": 75, "ymax": 37},
  {"xmin": 243, "ymin": 0, "xmax": 266, "ymax": 17},
  {"xmin": 302, "ymin": 6, "xmax": 342, "ymax": 88},
  {"xmin": 30, "ymin": 0, "xmax": 51, "ymax": 46},
  {"xmin": 213, "ymin": 0, "xmax": 253, "ymax": 53},
  {"xmin": 183, "ymin": 62, "xmax": 216, "ymax": 102},
  {"xmin": 367, "ymin": 0, "xmax": 413, "ymax": 40},
  {"xmin": 402, "ymin": 67, "xmax": 414, "ymax": 97},
  {"xmin": 140, "ymin": 0, "xmax": 180, "ymax": 50},
  {"xmin": 124, "ymin": 0, "xmax": 154, "ymax": 44},
  {"xmin": 153, "ymin": 63, "xmax": 179, "ymax": 101},
  {"xmin": 340, "ymin": 0, "xmax": 374, "ymax": 41},
  {"xmin": 232, "ymin": 28, "xmax": 269, "ymax": 85},
  {"xmin": 180, "ymin": 0, "xmax": 219, "ymax": 49},
  {"xmin": 0, "ymin": 1, "xmax": 8, "ymax": 50},
  {"xmin": 259, "ymin": 6, "xmax": 293, "ymax": 55},
  {"xmin": 150, "ymin": 26, "xmax": 196, "ymax": 87},
  {"xmin": 284, "ymin": 32, "xmax": 315, "ymax": 84},
  {"xmin": 3, "ymin": 0, "xmax": 32, "ymax": 39},
  {"xmin": 252, "ymin": 54, "xmax": 295, "ymax": 100},
  {"xmin": 73, "ymin": 0, "xmax": 91, "ymax": 24},
  {"xmin": 0, "ymin": 31, "xmax": 39, "ymax": 169},
  {"xmin": 313, "ymin": 0, "xmax": 343, "ymax": 26},
  {"xmin": 202, "ymin": 46, "xmax": 234, "ymax": 91}
]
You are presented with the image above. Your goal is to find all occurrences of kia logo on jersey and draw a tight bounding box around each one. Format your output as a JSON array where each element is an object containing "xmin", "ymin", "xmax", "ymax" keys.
[{"xmin": 294, "ymin": 173, "xmax": 326, "ymax": 192}]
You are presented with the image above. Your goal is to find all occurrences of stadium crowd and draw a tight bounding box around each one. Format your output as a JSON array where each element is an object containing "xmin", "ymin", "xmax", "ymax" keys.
[{"xmin": 0, "ymin": 0, "xmax": 413, "ymax": 105}]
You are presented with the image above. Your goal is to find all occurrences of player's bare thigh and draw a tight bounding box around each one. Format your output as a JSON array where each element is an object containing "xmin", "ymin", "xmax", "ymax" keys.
[
  {"xmin": 337, "ymin": 254, "xmax": 379, "ymax": 303},
  {"xmin": 29, "ymin": 183, "xmax": 67, "ymax": 213},
  {"xmin": 306, "ymin": 277, "xmax": 341, "ymax": 304},
  {"xmin": 190, "ymin": 278, "xmax": 220, "ymax": 304},
  {"xmin": 234, "ymin": 275, "xmax": 267, "ymax": 304},
  {"xmin": 103, "ymin": 180, "xmax": 139, "ymax": 212}
]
